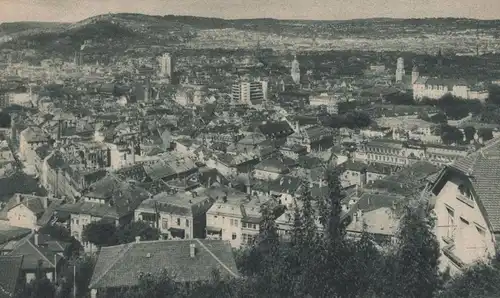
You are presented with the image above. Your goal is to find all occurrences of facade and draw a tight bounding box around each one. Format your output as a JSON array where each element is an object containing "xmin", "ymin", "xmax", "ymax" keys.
[
  {"xmin": 205, "ymin": 190, "xmax": 270, "ymax": 248},
  {"xmin": 19, "ymin": 127, "xmax": 50, "ymax": 165},
  {"xmin": 413, "ymin": 75, "xmax": 489, "ymax": 101},
  {"xmin": 309, "ymin": 93, "xmax": 339, "ymax": 114},
  {"xmin": 159, "ymin": 53, "xmax": 174, "ymax": 80},
  {"xmin": 427, "ymin": 139, "xmax": 500, "ymax": 275},
  {"xmin": 355, "ymin": 139, "xmax": 470, "ymax": 167},
  {"xmin": 231, "ymin": 81, "xmax": 265, "ymax": 105},
  {"xmin": 134, "ymin": 188, "xmax": 214, "ymax": 239},
  {"xmin": 291, "ymin": 55, "xmax": 300, "ymax": 85},
  {"xmin": 395, "ymin": 57, "xmax": 405, "ymax": 83},
  {"xmin": 6, "ymin": 194, "xmax": 49, "ymax": 230}
]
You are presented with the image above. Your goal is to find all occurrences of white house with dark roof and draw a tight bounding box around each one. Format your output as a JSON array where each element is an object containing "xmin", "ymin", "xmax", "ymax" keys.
[
  {"xmin": 4, "ymin": 194, "xmax": 50, "ymax": 230},
  {"xmin": 427, "ymin": 137, "xmax": 500, "ymax": 276},
  {"xmin": 57, "ymin": 175, "xmax": 150, "ymax": 252},
  {"xmin": 204, "ymin": 188, "xmax": 275, "ymax": 248},
  {"xmin": 88, "ymin": 239, "xmax": 239, "ymax": 298},
  {"xmin": 134, "ymin": 188, "xmax": 215, "ymax": 240},
  {"xmin": 412, "ymin": 75, "xmax": 488, "ymax": 101},
  {"xmin": 19, "ymin": 126, "xmax": 50, "ymax": 165}
]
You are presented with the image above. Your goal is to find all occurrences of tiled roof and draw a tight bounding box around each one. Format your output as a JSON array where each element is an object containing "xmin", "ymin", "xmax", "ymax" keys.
[
  {"xmin": 20, "ymin": 127, "xmax": 49, "ymax": 143},
  {"xmin": 450, "ymin": 138, "xmax": 500, "ymax": 231},
  {"xmin": 0, "ymin": 255, "xmax": 23, "ymax": 298},
  {"xmin": 268, "ymin": 176, "xmax": 303, "ymax": 194},
  {"xmin": 89, "ymin": 239, "xmax": 239, "ymax": 289},
  {"xmin": 255, "ymin": 158, "xmax": 289, "ymax": 174},
  {"xmin": 7, "ymin": 233, "xmax": 65, "ymax": 270}
]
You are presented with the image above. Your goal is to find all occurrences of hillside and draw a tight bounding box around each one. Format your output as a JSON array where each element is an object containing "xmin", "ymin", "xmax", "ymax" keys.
[{"xmin": 1, "ymin": 14, "xmax": 500, "ymax": 55}]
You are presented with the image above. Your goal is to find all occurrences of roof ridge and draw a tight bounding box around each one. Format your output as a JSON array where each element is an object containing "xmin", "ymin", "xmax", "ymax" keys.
[
  {"xmin": 27, "ymin": 239, "xmax": 55, "ymax": 267},
  {"xmin": 89, "ymin": 243, "xmax": 133, "ymax": 289},
  {"xmin": 194, "ymin": 239, "xmax": 238, "ymax": 278}
]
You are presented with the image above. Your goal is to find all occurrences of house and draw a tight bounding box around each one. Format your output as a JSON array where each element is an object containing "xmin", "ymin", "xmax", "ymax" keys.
[
  {"xmin": 340, "ymin": 160, "xmax": 367, "ymax": 188},
  {"xmin": 204, "ymin": 188, "xmax": 275, "ymax": 248},
  {"xmin": 19, "ymin": 127, "xmax": 50, "ymax": 165},
  {"xmin": 253, "ymin": 158, "xmax": 289, "ymax": 181},
  {"xmin": 56, "ymin": 175, "xmax": 150, "ymax": 252},
  {"xmin": 88, "ymin": 239, "xmax": 239, "ymax": 298},
  {"xmin": 134, "ymin": 188, "xmax": 215, "ymax": 239},
  {"xmin": 4, "ymin": 194, "xmax": 51, "ymax": 230},
  {"xmin": 0, "ymin": 255, "xmax": 24, "ymax": 297},
  {"xmin": 6, "ymin": 232, "xmax": 68, "ymax": 283},
  {"xmin": 427, "ymin": 138, "xmax": 500, "ymax": 276},
  {"xmin": 258, "ymin": 121, "xmax": 294, "ymax": 141},
  {"xmin": 345, "ymin": 192, "xmax": 403, "ymax": 245}
]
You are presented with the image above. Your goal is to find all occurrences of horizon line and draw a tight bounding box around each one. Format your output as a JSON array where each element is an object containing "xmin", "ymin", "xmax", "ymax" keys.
[{"xmin": 2, "ymin": 13, "xmax": 500, "ymax": 24}]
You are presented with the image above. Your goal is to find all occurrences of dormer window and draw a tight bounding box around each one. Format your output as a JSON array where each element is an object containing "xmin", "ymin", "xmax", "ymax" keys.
[{"xmin": 457, "ymin": 184, "xmax": 474, "ymax": 207}]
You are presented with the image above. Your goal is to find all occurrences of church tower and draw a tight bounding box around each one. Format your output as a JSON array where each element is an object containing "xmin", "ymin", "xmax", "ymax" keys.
[
  {"xmin": 395, "ymin": 57, "xmax": 405, "ymax": 83},
  {"xmin": 291, "ymin": 55, "xmax": 300, "ymax": 85},
  {"xmin": 411, "ymin": 65, "xmax": 419, "ymax": 84}
]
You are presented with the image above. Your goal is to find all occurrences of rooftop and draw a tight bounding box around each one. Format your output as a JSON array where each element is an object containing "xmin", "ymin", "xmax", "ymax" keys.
[{"xmin": 89, "ymin": 239, "xmax": 239, "ymax": 289}]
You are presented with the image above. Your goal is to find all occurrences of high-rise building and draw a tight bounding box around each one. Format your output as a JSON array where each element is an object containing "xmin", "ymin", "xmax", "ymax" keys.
[
  {"xmin": 261, "ymin": 80, "xmax": 269, "ymax": 102},
  {"xmin": 231, "ymin": 81, "xmax": 265, "ymax": 105},
  {"xmin": 0, "ymin": 93, "xmax": 9, "ymax": 109},
  {"xmin": 291, "ymin": 55, "xmax": 300, "ymax": 84},
  {"xmin": 395, "ymin": 57, "xmax": 405, "ymax": 83},
  {"xmin": 159, "ymin": 53, "xmax": 174, "ymax": 80}
]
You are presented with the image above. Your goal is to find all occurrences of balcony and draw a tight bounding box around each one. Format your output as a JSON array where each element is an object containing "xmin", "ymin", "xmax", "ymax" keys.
[{"xmin": 442, "ymin": 243, "xmax": 465, "ymax": 270}]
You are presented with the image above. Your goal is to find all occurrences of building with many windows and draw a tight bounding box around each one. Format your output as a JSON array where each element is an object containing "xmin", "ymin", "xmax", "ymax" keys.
[
  {"xmin": 427, "ymin": 137, "xmax": 500, "ymax": 276},
  {"xmin": 231, "ymin": 81, "xmax": 265, "ymax": 105}
]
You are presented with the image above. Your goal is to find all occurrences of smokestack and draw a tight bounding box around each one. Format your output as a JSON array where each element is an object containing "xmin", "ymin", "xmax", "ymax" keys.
[
  {"xmin": 190, "ymin": 243, "xmax": 196, "ymax": 258},
  {"xmin": 135, "ymin": 236, "xmax": 141, "ymax": 243}
]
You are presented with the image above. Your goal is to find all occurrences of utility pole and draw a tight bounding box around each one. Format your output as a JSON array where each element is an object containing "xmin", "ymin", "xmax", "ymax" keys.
[{"xmin": 73, "ymin": 264, "xmax": 77, "ymax": 298}]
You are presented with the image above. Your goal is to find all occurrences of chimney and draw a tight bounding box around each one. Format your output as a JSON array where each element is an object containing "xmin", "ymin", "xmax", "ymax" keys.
[
  {"xmin": 34, "ymin": 233, "xmax": 39, "ymax": 246},
  {"xmin": 190, "ymin": 243, "xmax": 196, "ymax": 258},
  {"xmin": 135, "ymin": 236, "xmax": 141, "ymax": 243}
]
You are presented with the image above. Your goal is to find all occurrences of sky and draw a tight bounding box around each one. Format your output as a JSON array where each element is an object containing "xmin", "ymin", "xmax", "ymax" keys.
[{"xmin": 0, "ymin": 0, "xmax": 499, "ymax": 23}]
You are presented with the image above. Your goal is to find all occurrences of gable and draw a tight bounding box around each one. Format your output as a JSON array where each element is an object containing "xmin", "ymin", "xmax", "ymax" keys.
[{"xmin": 432, "ymin": 167, "xmax": 495, "ymax": 235}]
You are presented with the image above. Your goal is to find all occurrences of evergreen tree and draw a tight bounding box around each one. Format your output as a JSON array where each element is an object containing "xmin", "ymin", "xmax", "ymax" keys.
[
  {"xmin": 389, "ymin": 200, "xmax": 441, "ymax": 298},
  {"xmin": 439, "ymin": 261, "xmax": 500, "ymax": 298}
]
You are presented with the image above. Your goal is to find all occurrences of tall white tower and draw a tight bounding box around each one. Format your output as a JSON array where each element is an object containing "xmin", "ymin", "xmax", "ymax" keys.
[
  {"xmin": 396, "ymin": 57, "xmax": 405, "ymax": 83},
  {"xmin": 291, "ymin": 55, "xmax": 300, "ymax": 85},
  {"xmin": 261, "ymin": 80, "xmax": 269, "ymax": 102},
  {"xmin": 159, "ymin": 53, "xmax": 174, "ymax": 79},
  {"xmin": 411, "ymin": 65, "xmax": 419, "ymax": 84}
]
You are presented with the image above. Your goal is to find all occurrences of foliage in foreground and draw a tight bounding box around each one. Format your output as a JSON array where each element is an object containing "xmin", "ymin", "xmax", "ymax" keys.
[{"xmin": 25, "ymin": 168, "xmax": 500, "ymax": 298}]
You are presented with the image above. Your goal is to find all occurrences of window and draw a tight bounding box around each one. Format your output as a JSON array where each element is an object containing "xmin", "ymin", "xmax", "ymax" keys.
[
  {"xmin": 232, "ymin": 233, "xmax": 237, "ymax": 240},
  {"xmin": 460, "ymin": 217, "xmax": 470, "ymax": 225},
  {"xmin": 230, "ymin": 219, "xmax": 234, "ymax": 226},
  {"xmin": 476, "ymin": 225, "xmax": 486, "ymax": 236},
  {"xmin": 162, "ymin": 219, "xmax": 168, "ymax": 230},
  {"xmin": 242, "ymin": 222, "xmax": 247, "ymax": 228},
  {"xmin": 234, "ymin": 220, "xmax": 238, "ymax": 227},
  {"xmin": 186, "ymin": 219, "xmax": 190, "ymax": 227},
  {"xmin": 177, "ymin": 218, "xmax": 181, "ymax": 226}
]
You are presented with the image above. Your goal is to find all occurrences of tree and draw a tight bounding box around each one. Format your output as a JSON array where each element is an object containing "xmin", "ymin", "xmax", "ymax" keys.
[
  {"xmin": 26, "ymin": 260, "xmax": 56, "ymax": 298},
  {"xmin": 439, "ymin": 262, "xmax": 500, "ymax": 298},
  {"xmin": 318, "ymin": 166, "xmax": 347, "ymax": 242},
  {"xmin": 82, "ymin": 220, "xmax": 117, "ymax": 248},
  {"xmin": 388, "ymin": 200, "xmax": 441, "ymax": 298},
  {"xmin": 440, "ymin": 124, "xmax": 464, "ymax": 145},
  {"xmin": 0, "ymin": 111, "xmax": 11, "ymax": 128},
  {"xmin": 463, "ymin": 126, "xmax": 476, "ymax": 143},
  {"xmin": 487, "ymin": 84, "xmax": 500, "ymax": 106},
  {"xmin": 478, "ymin": 128, "xmax": 494, "ymax": 142},
  {"xmin": 115, "ymin": 221, "xmax": 160, "ymax": 244}
]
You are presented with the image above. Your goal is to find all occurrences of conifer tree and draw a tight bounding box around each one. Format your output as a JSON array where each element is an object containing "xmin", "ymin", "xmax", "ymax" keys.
[{"xmin": 390, "ymin": 199, "xmax": 441, "ymax": 298}]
